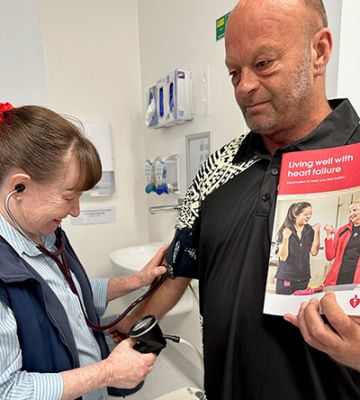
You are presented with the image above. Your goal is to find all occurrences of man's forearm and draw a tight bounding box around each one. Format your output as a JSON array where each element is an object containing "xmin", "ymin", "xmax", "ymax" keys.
[{"xmin": 121, "ymin": 277, "xmax": 191, "ymax": 331}]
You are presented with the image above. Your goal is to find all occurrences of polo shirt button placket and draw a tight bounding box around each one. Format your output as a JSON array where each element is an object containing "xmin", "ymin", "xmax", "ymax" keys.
[{"xmin": 262, "ymin": 193, "xmax": 270, "ymax": 202}]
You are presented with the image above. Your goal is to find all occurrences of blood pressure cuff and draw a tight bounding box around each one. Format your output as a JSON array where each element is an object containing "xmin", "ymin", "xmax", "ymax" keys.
[{"xmin": 165, "ymin": 228, "xmax": 199, "ymax": 279}]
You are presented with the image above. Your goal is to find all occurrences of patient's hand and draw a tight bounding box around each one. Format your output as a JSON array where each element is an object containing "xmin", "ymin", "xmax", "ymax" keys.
[
  {"xmin": 108, "ymin": 318, "xmax": 132, "ymax": 344},
  {"xmin": 284, "ymin": 292, "xmax": 360, "ymax": 371}
]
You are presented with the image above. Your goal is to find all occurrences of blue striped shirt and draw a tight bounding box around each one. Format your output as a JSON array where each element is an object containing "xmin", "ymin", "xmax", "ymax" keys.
[{"xmin": 0, "ymin": 215, "xmax": 109, "ymax": 399}]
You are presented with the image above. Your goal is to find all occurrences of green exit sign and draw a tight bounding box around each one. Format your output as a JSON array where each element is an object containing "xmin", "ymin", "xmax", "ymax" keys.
[{"xmin": 216, "ymin": 12, "xmax": 230, "ymax": 41}]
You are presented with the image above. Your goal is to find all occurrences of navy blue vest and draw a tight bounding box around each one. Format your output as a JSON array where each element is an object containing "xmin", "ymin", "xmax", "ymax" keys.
[{"xmin": 0, "ymin": 231, "xmax": 143, "ymax": 398}]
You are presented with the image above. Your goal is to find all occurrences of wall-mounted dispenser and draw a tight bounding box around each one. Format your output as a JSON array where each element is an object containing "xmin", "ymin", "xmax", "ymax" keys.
[
  {"xmin": 145, "ymin": 85, "xmax": 158, "ymax": 128},
  {"xmin": 144, "ymin": 154, "xmax": 179, "ymax": 195},
  {"xmin": 145, "ymin": 158, "xmax": 156, "ymax": 193},
  {"xmin": 83, "ymin": 122, "xmax": 115, "ymax": 197},
  {"xmin": 145, "ymin": 69, "xmax": 193, "ymax": 129}
]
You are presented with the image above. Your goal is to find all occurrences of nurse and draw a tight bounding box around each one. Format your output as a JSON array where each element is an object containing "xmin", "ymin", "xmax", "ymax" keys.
[
  {"xmin": 275, "ymin": 202, "xmax": 320, "ymax": 295},
  {"xmin": 0, "ymin": 102, "xmax": 167, "ymax": 399}
]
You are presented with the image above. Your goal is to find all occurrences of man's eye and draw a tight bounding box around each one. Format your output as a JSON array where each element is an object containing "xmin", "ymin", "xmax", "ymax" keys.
[
  {"xmin": 229, "ymin": 70, "xmax": 241, "ymax": 86},
  {"xmin": 256, "ymin": 60, "xmax": 272, "ymax": 69}
]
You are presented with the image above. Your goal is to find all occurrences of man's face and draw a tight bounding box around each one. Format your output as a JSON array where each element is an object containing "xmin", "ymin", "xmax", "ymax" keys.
[{"xmin": 225, "ymin": 1, "xmax": 315, "ymax": 138}]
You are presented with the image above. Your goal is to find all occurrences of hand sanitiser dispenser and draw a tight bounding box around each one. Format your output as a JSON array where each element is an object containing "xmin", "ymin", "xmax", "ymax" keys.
[
  {"xmin": 144, "ymin": 154, "xmax": 180, "ymax": 195},
  {"xmin": 145, "ymin": 69, "xmax": 193, "ymax": 129}
]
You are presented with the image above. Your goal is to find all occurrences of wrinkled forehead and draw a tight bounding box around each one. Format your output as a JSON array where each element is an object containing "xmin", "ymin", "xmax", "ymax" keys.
[{"xmin": 225, "ymin": 0, "xmax": 307, "ymax": 59}]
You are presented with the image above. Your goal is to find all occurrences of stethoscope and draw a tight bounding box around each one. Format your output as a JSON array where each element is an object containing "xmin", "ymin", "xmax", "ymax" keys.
[{"xmin": 4, "ymin": 183, "xmax": 167, "ymax": 332}]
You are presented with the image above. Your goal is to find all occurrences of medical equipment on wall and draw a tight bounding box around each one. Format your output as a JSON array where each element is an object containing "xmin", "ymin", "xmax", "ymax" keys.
[
  {"xmin": 145, "ymin": 85, "xmax": 158, "ymax": 128},
  {"xmin": 144, "ymin": 154, "xmax": 180, "ymax": 195},
  {"xmin": 83, "ymin": 122, "xmax": 115, "ymax": 196},
  {"xmin": 145, "ymin": 158, "xmax": 156, "ymax": 193},
  {"xmin": 145, "ymin": 69, "xmax": 193, "ymax": 129}
]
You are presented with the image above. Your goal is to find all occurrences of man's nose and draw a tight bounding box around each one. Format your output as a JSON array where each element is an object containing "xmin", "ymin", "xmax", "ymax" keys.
[{"xmin": 235, "ymin": 68, "xmax": 260, "ymax": 97}]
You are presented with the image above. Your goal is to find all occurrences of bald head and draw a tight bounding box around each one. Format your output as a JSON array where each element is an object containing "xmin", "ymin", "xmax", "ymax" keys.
[
  {"xmin": 227, "ymin": 0, "xmax": 327, "ymax": 41},
  {"xmin": 300, "ymin": 0, "xmax": 328, "ymax": 27}
]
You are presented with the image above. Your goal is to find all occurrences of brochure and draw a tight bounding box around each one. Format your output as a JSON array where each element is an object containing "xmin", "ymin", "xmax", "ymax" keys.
[{"xmin": 263, "ymin": 142, "xmax": 360, "ymax": 315}]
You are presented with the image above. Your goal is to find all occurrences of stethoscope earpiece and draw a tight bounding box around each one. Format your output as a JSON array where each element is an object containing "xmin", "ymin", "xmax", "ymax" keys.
[{"xmin": 15, "ymin": 183, "xmax": 25, "ymax": 193}]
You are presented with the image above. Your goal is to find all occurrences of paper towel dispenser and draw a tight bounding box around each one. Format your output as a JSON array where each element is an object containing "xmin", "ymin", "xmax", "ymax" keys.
[{"xmin": 83, "ymin": 122, "xmax": 115, "ymax": 196}]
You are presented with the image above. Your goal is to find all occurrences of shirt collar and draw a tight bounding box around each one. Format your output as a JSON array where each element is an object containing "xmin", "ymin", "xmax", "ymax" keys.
[
  {"xmin": 0, "ymin": 214, "xmax": 56, "ymax": 257},
  {"xmin": 233, "ymin": 98, "xmax": 360, "ymax": 164}
]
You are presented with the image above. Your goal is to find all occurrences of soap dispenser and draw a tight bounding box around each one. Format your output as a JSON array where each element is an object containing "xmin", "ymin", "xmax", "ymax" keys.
[
  {"xmin": 154, "ymin": 156, "xmax": 169, "ymax": 195},
  {"xmin": 144, "ymin": 159, "xmax": 156, "ymax": 194}
]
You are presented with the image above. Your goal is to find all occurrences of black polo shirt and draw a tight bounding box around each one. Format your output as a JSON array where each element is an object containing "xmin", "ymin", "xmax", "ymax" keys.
[{"xmin": 169, "ymin": 99, "xmax": 360, "ymax": 400}]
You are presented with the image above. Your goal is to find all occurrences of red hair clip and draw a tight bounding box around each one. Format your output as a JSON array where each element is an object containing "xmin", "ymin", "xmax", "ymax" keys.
[{"xmin": 0, "ymin": 102, "xmax": 14, "ymax": 123}]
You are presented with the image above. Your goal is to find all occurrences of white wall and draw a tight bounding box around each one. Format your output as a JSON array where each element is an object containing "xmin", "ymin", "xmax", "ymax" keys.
[
  {"xmin": 39, "ymin": 0, "xmax": 149, "ymax": 278},
  {"xmin": 323, "ymin": 0, "xmax": 342, "ymax": 99},
  {"xmin": 337, "ymin": 0, "xmax": 360, "ymax": 113},
  {"xmin": 0, "ymin": 0, "xmax": 48, "ymax": 105}
]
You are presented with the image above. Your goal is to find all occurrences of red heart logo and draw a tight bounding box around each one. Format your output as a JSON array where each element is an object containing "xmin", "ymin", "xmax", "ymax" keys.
[{"xmin": 350, "ymin": 294, "xmax": 360, "ymax": 308}]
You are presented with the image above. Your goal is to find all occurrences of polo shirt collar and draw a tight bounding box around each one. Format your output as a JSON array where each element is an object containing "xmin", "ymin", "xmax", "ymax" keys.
[{"xmin": 233, "ymin": 98, "xmax": 359, "ymax": 163}]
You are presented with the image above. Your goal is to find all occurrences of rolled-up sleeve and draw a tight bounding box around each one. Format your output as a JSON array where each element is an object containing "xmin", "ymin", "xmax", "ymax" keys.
[
  {"xmin": 90, "ymin": 278, "xmax": 109, "ymax": 316},
  {"xmin": 0, "ymin": 301, "xmax": 63, "ymax": 400}
]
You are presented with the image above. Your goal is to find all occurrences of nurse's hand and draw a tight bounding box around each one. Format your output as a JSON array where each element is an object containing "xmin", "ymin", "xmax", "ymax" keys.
[
  {"xmin": 103, "ymin": 338, "xmax": 156, "ymax": 388},
  {"xmin": 135, "ymin": 243, "xmax": 168, "ymax": 287},
  {"xmin": 313, "ymin": 223, "xmax": 321, "ymax": 233},
  {"xmin": 284, "ymin": 291, "xmax": 360, "ymax": 371}
]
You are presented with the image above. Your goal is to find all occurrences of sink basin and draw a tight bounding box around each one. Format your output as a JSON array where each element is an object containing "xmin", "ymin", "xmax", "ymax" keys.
[
  {"xmin": 110, "ymin": 242, "xmax": 163, "ymax": 275},
  {"xmin": 108, "ymin": 242, "xmax": 194, "ymax": 318}
]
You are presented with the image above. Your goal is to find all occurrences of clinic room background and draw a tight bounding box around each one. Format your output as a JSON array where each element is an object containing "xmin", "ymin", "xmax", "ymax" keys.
[{"xmin": 1, "ymin": 0, "xmax": 360, "ymax": 376}]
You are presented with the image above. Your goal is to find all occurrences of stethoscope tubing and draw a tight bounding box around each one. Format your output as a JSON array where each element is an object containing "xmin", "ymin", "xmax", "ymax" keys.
[{"xmin": 3, "ymin": 189, "xmax": 167, "ymax": 332}]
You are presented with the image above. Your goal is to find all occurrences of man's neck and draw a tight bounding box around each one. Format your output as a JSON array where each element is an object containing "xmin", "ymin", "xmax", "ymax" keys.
[{"xmin": 262, "ymin": 103, "xmax": 332, "ymax": 155}]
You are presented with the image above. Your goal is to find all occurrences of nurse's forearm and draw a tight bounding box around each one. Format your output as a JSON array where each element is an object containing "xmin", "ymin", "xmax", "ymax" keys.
[
  {"xmin": 60, "ymin": 339, "xmax": 153, "ymax": 400},
  {"xmin": 106, "ymin": 274, "xmax": 143, "ymax": 302},
  {"xmin": 61, "ymin": 362, "xmax": 108, "ymax": 400},
  {"xmin": 106, "ymin": 244, "xmax": 168, "ymax": 303}
]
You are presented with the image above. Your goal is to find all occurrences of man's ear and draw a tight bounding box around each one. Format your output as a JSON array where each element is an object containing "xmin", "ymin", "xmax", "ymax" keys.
[{"xmin": 312, "ymin": 28, "xmax": 333, "ymax": 76}]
